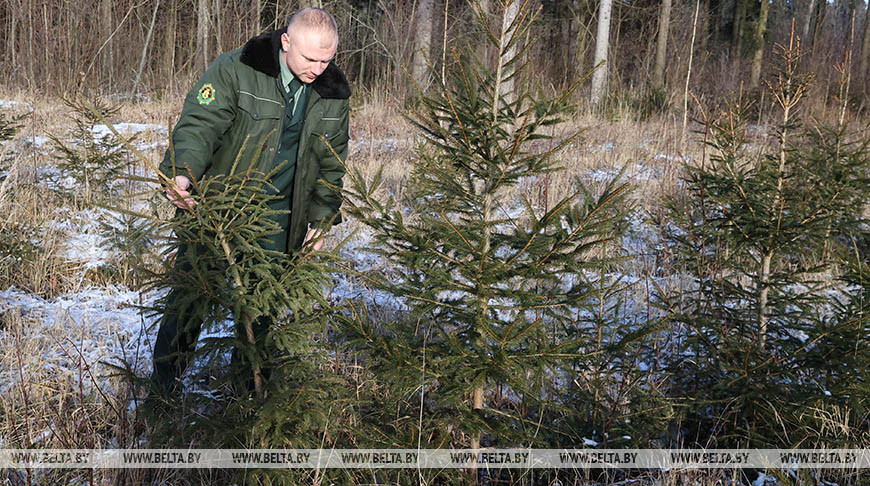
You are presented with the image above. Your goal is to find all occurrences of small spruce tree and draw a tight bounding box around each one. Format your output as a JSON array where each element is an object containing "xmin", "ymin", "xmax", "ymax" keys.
[
  {"xmin": 337, "ymin": 1, "xmax": 639, "ymax": 477},
  {"xmin": 48, "ymin": 98, "xmax": 133, "ymax": 207},
  {"xmin": 660, "ymin": 34, "xmax": 870, "ymax": 447}
]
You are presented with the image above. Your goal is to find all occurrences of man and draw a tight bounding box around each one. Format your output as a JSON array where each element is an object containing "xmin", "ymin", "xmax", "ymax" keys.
[{"xmin": 151, "ymin": 7, "xmax": 350, "ymax": 392}]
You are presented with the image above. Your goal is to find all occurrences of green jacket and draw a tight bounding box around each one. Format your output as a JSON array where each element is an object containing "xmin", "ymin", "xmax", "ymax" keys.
[{"xmin": 160, "ymin": 29, "xmax": 351, "ymax": 251}]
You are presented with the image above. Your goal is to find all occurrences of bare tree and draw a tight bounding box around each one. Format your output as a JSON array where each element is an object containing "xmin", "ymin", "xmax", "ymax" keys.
[
  {"xmin": 197, "ymin": 0, "xmax": 210, "ymax": 71},
  {"xmin": 801, "ymin": 0, "xmax": 817, "ymax": 47},
  {"xmin": 569, "ymin": 0, "xmax": 593, "ymax": 83},
  {"xmin": 653, "ymin": 0, "xmax": 672, "ymax": 87},
  {"xmin": 253, "ymin": 0, "xmax": 261, "ymax": 36},
  {"xmin": 213, "ymin": 0, "xmax": 224, "ymax": 55},
  {"xmin": 6, "ymin": 0, "xmax": 17, "ymax": 70},
  {"xmin": 698, "ymin": 0, "xmax": 709, "ymax": 55},
  {"xmin": 861, "ymin": 1, "xmax": 870, "ymax": 80},
  {"xmin": 411, "ymin": 0, "xmax": 434, "ymax": 89},
  {"xmin": 805, "ymin": 0, "xmax": 826, "ymax": 51},
  {"xmin": 100, "ymin": 0, "xmax": 114, "ymax": 85},
  {"xmin": 134, "ymin": 0, "xmax": 161, "ymax": 94},
  {"xmin": 732, "ymin": 0, "xmax": 746, "ymax": 59},
  {"xmin": 590, "ymin": 0, "xmax": 612, "ymax": 106},
  {"xmin": 164, "ymin": 0, "xmax": 177, "ymax": 92},
  {"xmin": 750, "ymin": 0, "xmax": 770, "ymax": 88}
]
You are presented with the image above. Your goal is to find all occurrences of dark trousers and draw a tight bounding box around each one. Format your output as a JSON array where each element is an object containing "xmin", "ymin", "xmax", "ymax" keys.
[
  {"xmin": 151, "ymin": 289, "xmax": 273, "ymax": 391},
  {"xmin": 150, "ymin": 245, "xmax": 273, "ymax": 392}
]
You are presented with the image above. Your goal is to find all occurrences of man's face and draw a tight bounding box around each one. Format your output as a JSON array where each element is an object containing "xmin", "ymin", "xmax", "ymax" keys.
[{"xmin": 280, "ymin": 28, "xmax": 337, "ymax": 84}]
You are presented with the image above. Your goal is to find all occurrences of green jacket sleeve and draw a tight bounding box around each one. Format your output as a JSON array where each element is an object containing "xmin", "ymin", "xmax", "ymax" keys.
[
  {"xmin": 159, "ymin": 53, "xmax": 239, "ymax": 182},
  {"xmin": 307, "ymin": 100, "xmax": 349, "ymax": 227}
]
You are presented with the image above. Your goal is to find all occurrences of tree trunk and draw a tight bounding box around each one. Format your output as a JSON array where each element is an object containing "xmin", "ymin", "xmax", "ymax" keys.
[
  {"xmin": 750, "ymin": 0, "xmax": 770, "ymax": 88},
  {"xmin": 573, "ymin": 0, "xmax": 590, "ymax": 80},
  {"xmin": 8, "ymin": 0, "xmax": 16, "ymax": 70},
  {"xmin": 812, "ymin": 0, "xmax": 826, "ymax": 52},
  {"xmin": 197, "ymin": 0, "xmax": 210, "ymax": 72},
  {"xmin": 699, "ymin": 0, "xmax": 710, "ymax": 55},
  {"xmin": 253, "ymin": 0, "xmax": 261, "ymax": 35},
  {"xmin": 412, "ymin": 0, "xmax": 434, "ymax": 89},
  {"xmin": 469, "ymin": 191, "xmax": 493, "ymax": 483},
  {"xmin": 100, "ymin": 0, "xmax": 113, "ymax": 86},
  {"xmin": 732, "ymin": 0, "xmax": 746, "ymax": 59},
  {"xmin": 801, "ymin": 0, "xmax": 817, "ymax": 47},
  {"xmin": 683, "ymin": 0, "xmax": 701, "ymax": 140},
  {"xmin": 612, "ymin": 0, "xmax": 622, "ymax": 76},
  {"xmin": 214, "ymin": 0, "xmax": 223, "ymax": 55},
  {"xmin": 770, "ymin": 0, "xmax": 786, "ymax": 44},
  {"xmin": 165, "ymin": 0, "xmax": 177, "ymax": 93},
  {"xmin": 590, "ymin": 0, "xmax": 612, "ymax": 107},
  {"xmin": 758, "ymin": 252, "xmax": 771, "ymax": 349},
  {"xmin": 860, "ymin": 1, "xmax": 870, "ymax": 80},
  {"xmin": 653, "ymin": 0, "xmax": 673, "ymax": 87},
  {"xmin": 134, "ymin": 0, "xmax": 161, "ymax": 94},
  {"xmin": 475, "ymin": 0, "xmax": 493, "ymax": 70},
  {"xmin": 27, "ymin": 0, "xmax": 33, "ymax": 88},
  {"xmin": 498, "ymin": 0, "xmax": 521, "ymax": 105}
]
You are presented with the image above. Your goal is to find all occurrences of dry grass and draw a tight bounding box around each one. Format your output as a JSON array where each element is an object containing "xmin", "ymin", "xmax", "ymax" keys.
[{"xmin": 0, "ymin": 309, "xmax": 144, "ymax": 485}]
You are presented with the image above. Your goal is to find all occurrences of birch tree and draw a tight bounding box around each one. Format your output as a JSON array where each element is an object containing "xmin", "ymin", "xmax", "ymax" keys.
[{"xmin": 590, "ymin": 0, "xmax": 612, "ymax": 106}]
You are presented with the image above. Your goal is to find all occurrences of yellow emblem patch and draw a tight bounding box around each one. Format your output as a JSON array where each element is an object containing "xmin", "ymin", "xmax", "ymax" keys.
[{"xmin": 197, "ymin": 83, "xmax": 216, "ymax": 105}]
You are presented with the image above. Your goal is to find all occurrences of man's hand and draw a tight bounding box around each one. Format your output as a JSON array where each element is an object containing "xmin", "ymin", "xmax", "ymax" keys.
[
  {"xmin": 165, "ymin": 175, "xmax": 196, "ymax": 210},
  {"xmin": 303, "ymin": 228, "xmax": 324, "ymax": 251}
]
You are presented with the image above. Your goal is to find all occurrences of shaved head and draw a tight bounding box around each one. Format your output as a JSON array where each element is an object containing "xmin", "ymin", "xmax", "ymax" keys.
[
  {"xmin": 286, "ymin": 8, "xmax": 338, "ymax": 48},
  {"xmin": 281, "ymin": 8, "xmax": 338, "ymax": 83}
]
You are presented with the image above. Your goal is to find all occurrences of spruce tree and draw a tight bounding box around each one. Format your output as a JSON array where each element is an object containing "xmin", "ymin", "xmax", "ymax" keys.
[
  {"xmin": 660, "ymin": 35, "xmax": 870, "ymax": 447},
  {"xmin": 88, "ymin": 109, "xmax": 353, "ymax": 484},
  {"xmin": 336, "ymin": 0, "xmax": 636, "ymax": 475},
  {"xmin": 48, "ymin": 98, "xmax": 133, "ymax": 207}
]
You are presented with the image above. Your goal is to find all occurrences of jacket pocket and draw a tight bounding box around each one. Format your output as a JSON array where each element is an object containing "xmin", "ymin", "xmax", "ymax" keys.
[{"xmin": 237, "ymin": 91, "xmax": 283, "ymax": 120}]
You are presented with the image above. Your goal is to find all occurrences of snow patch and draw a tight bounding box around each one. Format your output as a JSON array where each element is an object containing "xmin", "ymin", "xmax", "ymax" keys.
[
  {"xmin": 50, "ymin": 208, "xmax": 115, "ymax": 269},
  {"xmin": 654, "ymin": 153, "xmax": 691, "ymax": 164},
  {"xmin": 91, "ymin": 123, "xmax": 167, "ymax": 141},
  {"xmin": 585, "ymin": 162, "xmax": 661, "ymax": 184},
  {"xmin": 21, "ymin": 136, "xmax": 51, "ymax": 151},
  {"xmin": 589, "ymin": 141, "xmax": 615, "ymax": 153},
  {"xmin": 0, "ymin": 285, "xmax": 160, "ymax": 396},
  {"xmin": 0, "ymin": 99, "xmax": 33, "ymax": 111}
]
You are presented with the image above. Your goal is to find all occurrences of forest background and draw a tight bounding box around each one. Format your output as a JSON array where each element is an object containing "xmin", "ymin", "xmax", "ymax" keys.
[{"xmin": 0, "ymin": 0, "xmax": 869, "ymax": 484}]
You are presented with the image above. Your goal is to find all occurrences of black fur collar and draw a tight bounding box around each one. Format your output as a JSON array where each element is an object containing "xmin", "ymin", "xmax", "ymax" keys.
[{"xmin": 239, "ymin": 29, "xmax": 351, "ymax": 100}]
